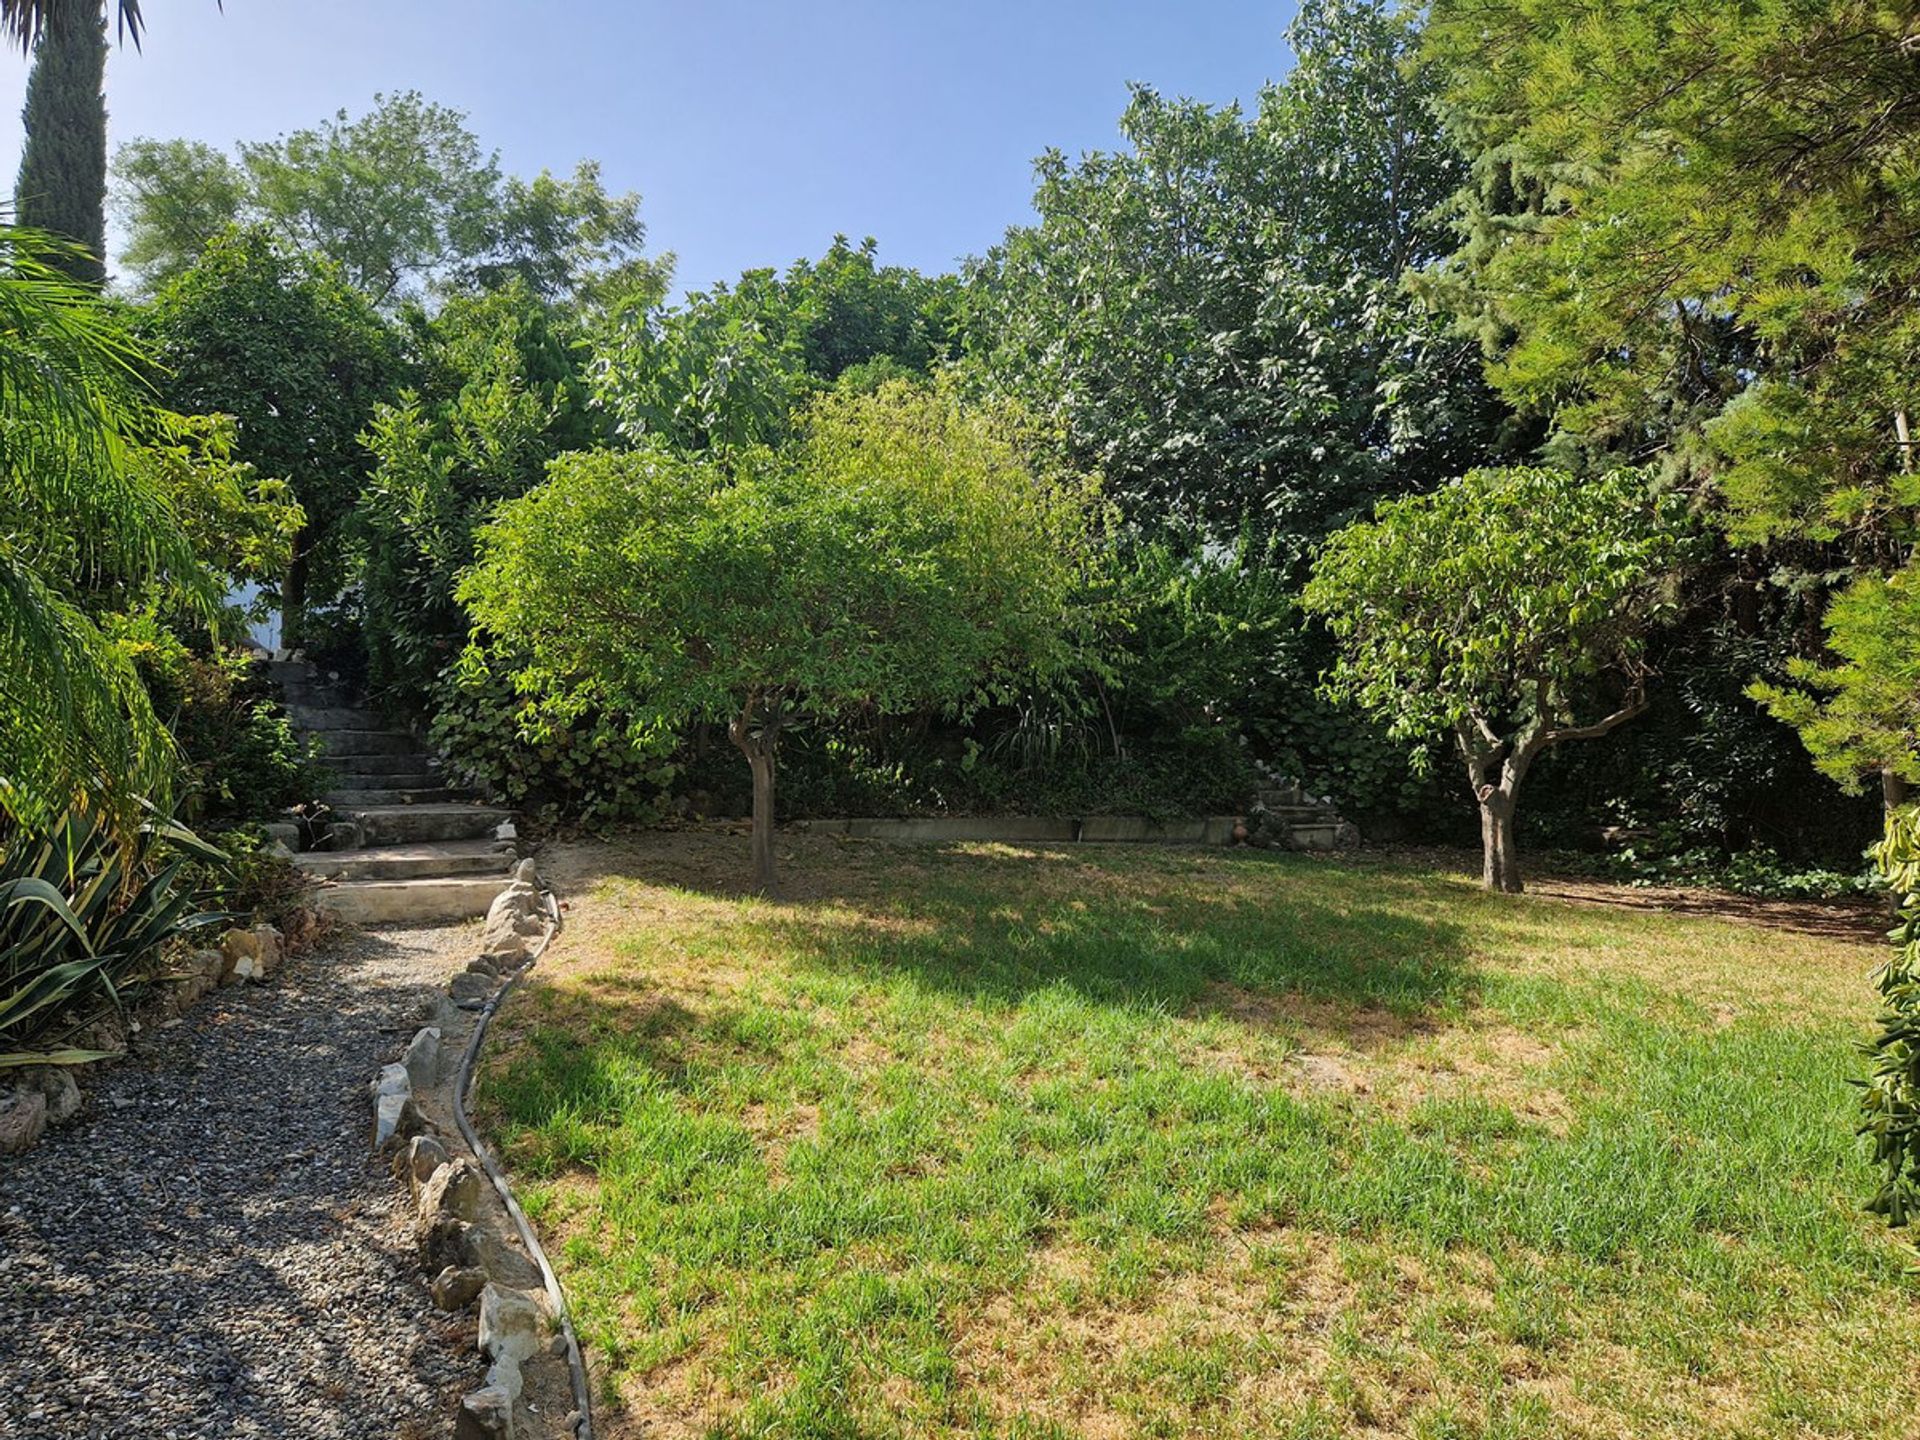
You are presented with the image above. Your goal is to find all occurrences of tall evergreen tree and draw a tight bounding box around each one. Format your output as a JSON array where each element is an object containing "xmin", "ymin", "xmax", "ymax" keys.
[{"xmin": 14, "ymin": 0, "xmax": 108, "ymax": 285}]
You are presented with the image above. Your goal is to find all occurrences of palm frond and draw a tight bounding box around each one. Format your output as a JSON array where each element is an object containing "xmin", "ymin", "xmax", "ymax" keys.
[
  {"xmin": 0, "ymin": 223, "xmax": 217, "ymax": 832},
  {"xmin": 2, "ymin": 0, "xmax": 143, "ymax": 51}
]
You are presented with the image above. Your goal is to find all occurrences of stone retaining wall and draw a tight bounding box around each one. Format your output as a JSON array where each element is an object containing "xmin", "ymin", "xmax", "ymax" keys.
[{"xmin": 798, "ymin": 814, "xmax": 1243, "ymax": 845}]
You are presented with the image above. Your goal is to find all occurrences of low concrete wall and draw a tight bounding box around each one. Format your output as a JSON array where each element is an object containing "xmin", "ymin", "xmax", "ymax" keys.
[{"xmin": 800, "ymin": 815, "xmax": 1242, "ymax": 846}]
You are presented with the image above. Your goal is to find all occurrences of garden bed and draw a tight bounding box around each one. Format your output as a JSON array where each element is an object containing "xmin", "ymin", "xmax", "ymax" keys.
[{"xmin": 477, "ymin": 833, "xmax": 1914, "ymax": 1438}]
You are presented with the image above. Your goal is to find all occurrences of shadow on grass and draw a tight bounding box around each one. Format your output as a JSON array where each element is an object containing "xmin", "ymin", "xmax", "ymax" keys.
[
  {"xmin": 760, "ymin": 875, "xmax": 1473, "ymax": 1024},
  {"xmin": 514, "ymin": 833, "xmax": 1480, "ymax": 1092}
]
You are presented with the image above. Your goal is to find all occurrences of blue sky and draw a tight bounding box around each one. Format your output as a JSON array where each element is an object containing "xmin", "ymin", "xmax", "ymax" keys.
[{"xmin": 2, "ymin": 1, "xmax": 1299, "ymax": 295}]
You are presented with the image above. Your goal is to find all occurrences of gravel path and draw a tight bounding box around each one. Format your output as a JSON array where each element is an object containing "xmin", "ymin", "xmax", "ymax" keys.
[{"xmin": 0, "ymin": 924, "xmax": 486, "ymax": 1440}]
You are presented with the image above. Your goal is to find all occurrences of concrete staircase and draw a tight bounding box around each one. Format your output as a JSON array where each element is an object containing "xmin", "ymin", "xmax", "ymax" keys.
[
  {"xmin": 1249, "ymin": 778, "xmax": 1360, "ymax": 850},
  {"xmin": 267, "ymin": 659, "xmax": 518, "ymax": 925}
]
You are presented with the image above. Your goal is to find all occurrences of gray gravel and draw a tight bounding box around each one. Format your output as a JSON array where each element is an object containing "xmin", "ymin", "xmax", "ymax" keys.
[{"xmin": 0, "ymin": 923, "xmax": 486, "ymax": 1440}]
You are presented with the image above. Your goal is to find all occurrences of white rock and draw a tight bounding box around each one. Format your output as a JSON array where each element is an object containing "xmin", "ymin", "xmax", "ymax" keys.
[
  {"xmin": 401, "ymin": 1026, "xmax": 442, "ymax": 1088},
  {"xmin": 477, "ymin": 1284, "xmax": 545, "ymax": 1364},
  {"xmin": 370, "ymin": 1062, "xmax": 412, "ymax": 1102},
  {"xmin": 485, "ymin": 1353, "xmax": 524, "ymax": 1403},
  {"xmin": 479, "ymin": 884, "xmax": 546, "ymax": 960},
  {"xmin": 372, "ymin": 1090, "xmax": 422, "ymax": 1152},
  {"xmin": 477, "ymin": 924, "xmax": 520, "ymax": 962},
  {"xmin": 394, "ymin": 1134, "xmax": 449, "ymax": 1196}
]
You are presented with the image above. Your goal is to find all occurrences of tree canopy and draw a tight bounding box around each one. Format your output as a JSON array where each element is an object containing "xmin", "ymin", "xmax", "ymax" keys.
[
  {"xmin": 1422, "ymin": 0, "xmax": 1920, "ymax": 557},
  {"xmin": 136, "ymin": 227, "xmax": 402, "ymax": 641},
  {"xmin": 965, "ymin": 0, "xmax": 1504, "ymax": 557},
  {"xmin": 590, "ymin": 235, "xmax": 959, "ymax": 456},
  {"xmin": 461, "ymin": 381, "xmax": 1089, "ymax": 891},
  {"xmin": 114, "ymin": 92, "xmax": 648, "ymax": 306}
]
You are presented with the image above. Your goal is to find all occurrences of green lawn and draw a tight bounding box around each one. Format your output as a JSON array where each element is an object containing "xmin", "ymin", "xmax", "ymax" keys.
[{"xmin": 477, "ymin": 832, "xmax": 1917, "ymax": 1439}]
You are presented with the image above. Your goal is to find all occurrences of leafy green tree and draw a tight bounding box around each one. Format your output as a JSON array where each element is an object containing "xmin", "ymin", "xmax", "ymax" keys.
[
  {"xmin": 13, "ymin": 0, "xmax": 107, "ymax": 285},
  {"xmin": 1860, "ymin": 803, "xmax": 1920, "ymax": 1233},
  {"xmin": 1304, "ymin": 466, "xmax": 1691, "ymax": 892},
  {"xmin": 110, "ymin": 138, "xmax": 245, "ymax": 291},
  {"xmin": 114, "ymin": 93, "xmax": 647, "ymax": 306},
  {"xmin": 130, "ymin": 413, "xmax": 303, "ymax": 601},
  {"xmin": 461, "ymin": 382, "xmax": 1088, "ymax": 893},
  {"xmin": 1423, "ymin": 0, "xmax": 1920, "ymax": 820},
  {"xmin": 593, "ymin": 272, "xmax": 802, "ymax": 455},
  {"xmin": 0, "ymin": 225, "xmax": 220, "ymax": 832},
  {"xmin": 966, "ymin": 0, "xmax": 1502, "ymax": 556},
  {"xmin": 137, "ymin": 227, "xmax": 402, "ymax": 646},
  {"xmin": 591, "ymin": 236, "xmax": 958, "ymax": 455},
  {"xmin": 358, "ymin": 281, "xmax": 593, "ymax": 710}
]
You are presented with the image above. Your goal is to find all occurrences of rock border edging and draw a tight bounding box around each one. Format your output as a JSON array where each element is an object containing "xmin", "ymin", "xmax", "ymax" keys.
[{"xmin": 370, "ymin": 859, "xmax": 593, "ymax": 1440}]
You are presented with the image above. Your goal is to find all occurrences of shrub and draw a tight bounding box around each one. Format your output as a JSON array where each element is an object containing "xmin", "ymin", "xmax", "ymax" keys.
[
  {"xmin": 117, "ymin": 618, "xmax": 327, "ymax": 824},
  {"xmin": 428, "ymin": 652, "xmax": 675, "ymax": 828},
  {"xmin": 1862, "ymin": 805, "xmax": 1920, "ymax": 1230},
  {"xmin": 191, "ymin": 825, "xmax": 319, "ymax": 937},
  {"xmin": 0, "ymin": 806, "xmax": 228, "ymax": 1067}
]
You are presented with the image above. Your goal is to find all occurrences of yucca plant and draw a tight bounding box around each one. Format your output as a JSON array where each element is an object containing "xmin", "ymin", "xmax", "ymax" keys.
[{"xmin": 0, "ymin": 803, "xmax": 228, "ymax": 1068}]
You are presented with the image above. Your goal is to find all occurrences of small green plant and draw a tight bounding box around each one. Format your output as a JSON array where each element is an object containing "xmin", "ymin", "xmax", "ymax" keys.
[
  {"xmin": 193, "ymin": 824, "xmax": 315, "ymax": 934},
  {"xmin": 0, "ymin": 804, "xmax": 228, "ymax": 1068}
]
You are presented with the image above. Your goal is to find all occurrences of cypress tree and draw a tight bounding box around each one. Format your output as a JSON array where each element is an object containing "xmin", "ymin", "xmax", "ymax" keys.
[{"xmin": 15, "ymin": 0, "xmax": 109, "ymax": 286}]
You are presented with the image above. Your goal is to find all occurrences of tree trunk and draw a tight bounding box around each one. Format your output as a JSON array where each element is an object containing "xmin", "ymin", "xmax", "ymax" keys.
[
  {"xmin": 1480, "ymin": 794, "xmax": 1523, "ymax": 894},
  {"xmin": 282, "ymin": 528, "xmax": 311, "ymax": 654},
  {"xmin": 749, "ymin": 743, "xmax": 778, "ymax": 897},
  {"xmin": 1886, "ymin": 769, "xmax": 1912, "ymax": 819},
  {"xmin": 730, "ymin": 696, "xmax": 784, "ymax": 898}
]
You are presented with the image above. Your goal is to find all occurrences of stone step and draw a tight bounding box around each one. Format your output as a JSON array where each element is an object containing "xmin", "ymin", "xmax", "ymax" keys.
[
  {"xmin": 312, "ymin": 875, "xmax": 509, "ymax": 926},
  {"xmin": 1285, "ymin": 823, "xmax": 1344, "ymax": 851},
  {"xmin": 290, "ymin": 704, "xmax": 385, "ymax": 731},
  {"xmin": 1262, "ymin": 804, "xmax": 1339, "ymax": 823},
  {"xmin": 322, "ymin": 756, "xmax": 444, "ymax": 781},
  {"xmin": 280, "ymin": 686, "xmax": 355, "ymax": 713},
  {"xmin": 338, "ymin": 803, "xmax": 511, "ymax": 846},
  {"xmin": 323, "ymin": 786, "xmax": 462, "ymax": 809},
  {"xmin": 264, "ymin": 662, "xmax": 354, "ymax": 710},
  {"xmin": 295, "ymin": 839, "xmax": 510, "ymax": 882},
  {"xmin": 317, "ymin": 729, "xmax": 423, "ymax": 759}
]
